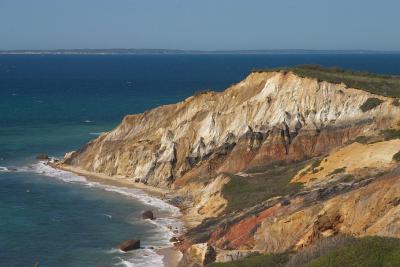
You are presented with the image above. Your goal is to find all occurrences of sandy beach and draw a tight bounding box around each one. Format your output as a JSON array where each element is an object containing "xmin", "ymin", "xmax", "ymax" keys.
[{"xmin": 54, "ymin": 163, "xmax": 171, "ymax": 197}]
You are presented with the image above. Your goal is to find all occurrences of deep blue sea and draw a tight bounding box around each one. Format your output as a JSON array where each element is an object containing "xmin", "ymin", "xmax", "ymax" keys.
[{"xmin": 1, "ymin": 54, "xmax": 400, "ymax": 267}]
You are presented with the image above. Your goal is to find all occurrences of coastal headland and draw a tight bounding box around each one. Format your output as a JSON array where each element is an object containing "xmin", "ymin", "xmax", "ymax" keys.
[{"xmin": 55, "ymin": 65, "xmax": 400, "ymax": 266}]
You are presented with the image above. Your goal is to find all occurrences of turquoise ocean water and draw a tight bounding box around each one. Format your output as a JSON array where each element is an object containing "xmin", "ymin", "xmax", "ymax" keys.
[{"xmin": 1, "ymin": 54, "xmax": 400, "ymax": 266}]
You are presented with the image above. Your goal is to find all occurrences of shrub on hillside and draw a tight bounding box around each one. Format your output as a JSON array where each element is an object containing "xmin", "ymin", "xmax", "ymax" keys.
[
  {"xmin": 329, "ymin": 167, "xmax": 346, "ymax": 176},
  {"xmin": 360, "ymin": 97, "xmax": 384, "ymax": 112},
  {"xmin": 352, "ymin": 136, "xmax": 370, "ymax": 144},
  {"xmin": 382, "ymin": 129, "xmax": 400, "ymax": 140},
  {"xmin": 393, "ymin": 151, "xmax": 400, "ymax": 162}
]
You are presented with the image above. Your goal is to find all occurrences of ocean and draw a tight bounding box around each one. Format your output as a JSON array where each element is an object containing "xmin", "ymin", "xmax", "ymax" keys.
[{"xmin": 1, "ymin": 53, "xmax": 400, "ymax": 267}]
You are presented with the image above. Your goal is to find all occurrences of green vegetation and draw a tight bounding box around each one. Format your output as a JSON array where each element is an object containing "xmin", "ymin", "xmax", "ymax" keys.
[
  {"xmin": 329, "ymin": 167, "xmax": 346, "ymax": 176},
  {"xmin": 359, "ymin": 97, "xmax": 384, "ymax": 112},
  {"xmin": 252, "ymin": 65, "xmax": 400, "ymax": 97},
  {"xmin": 393, "ymin": 151, "xmax": 400, "ymax": 162},
  {"xmin": 305, "ymin": 236, "xmax": 400, "ymax": 267},
  {"xmin": 209, "ymin": 253, "xmax": 288, "ymax": 267},
  {"xmin": 222, "ymin": 161, "xmax": 305, "ymax": 212},
  {"xmin": 193, "ymin": 89, "xmax": 212, "ymax": 97},
  {"xmin": 382, "ymin": 129, "xmax": 400, "ymax": 140},
  {"xmin": 352, "ymin": 135, "xmax": 370, "ymax": 144},
  {"xmin": 210, "ymin": 236, "xmax": 400, "ymax": 267},
  {"xmin": 286, "ymin": 235, "xmax": 356, "ymax": 267},
  {"xmin": 310, "ymin": 158, "xmax": 322, "ymax": 170},
  {"xmin": 245, "ymin": 160, "xmax": 286, "ymax": 174},
  {"xmin": 301, "ymin": 158, "xmax": 324, "ymax": 174},
  {"xmin": 342, "ymin": 174, "xmax": 355, "ymax": 183}
]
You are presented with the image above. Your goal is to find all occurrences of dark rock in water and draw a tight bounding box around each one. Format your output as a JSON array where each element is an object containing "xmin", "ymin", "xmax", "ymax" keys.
[
  {"xmin": 117, "ymin": 239, "xmax": 141, "ymax": 252},
  {"xmin": 142, "ymin": 210, "xmax": 154, "ymax": 220},
  {"xmin": 36, "ymin": 154, "xmax": 49, "ymax": 160},
  {"xmin": 170, "ymin": 237, "xmax": 178, "ymax": 242}
]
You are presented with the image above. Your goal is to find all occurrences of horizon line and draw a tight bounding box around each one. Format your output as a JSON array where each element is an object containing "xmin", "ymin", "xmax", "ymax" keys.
[{"xmin": 1, "ymin": 48, "xmax": 400, "ymax": 55}]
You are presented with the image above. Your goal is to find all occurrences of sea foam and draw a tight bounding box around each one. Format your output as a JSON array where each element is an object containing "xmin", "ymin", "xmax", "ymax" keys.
[
  {"xmin": 88, "ymin": 132, "xmax": 104, "ymax": 136},
  {"xmin": 22, "ymin": 162, "xmax": 184, "ymax": 267},
  {"xmin": 0, "ymin": 166, "xmax": 9, "ymax": 172},
  {"xmin": 115, "ymin": 249, "xmax": 165, "ymax": 267}
]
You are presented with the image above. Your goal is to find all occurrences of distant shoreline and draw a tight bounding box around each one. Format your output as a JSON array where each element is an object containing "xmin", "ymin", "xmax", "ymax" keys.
[{"xmin": 1, "ymin": 48, "xmax": 400, "ymax": 55}]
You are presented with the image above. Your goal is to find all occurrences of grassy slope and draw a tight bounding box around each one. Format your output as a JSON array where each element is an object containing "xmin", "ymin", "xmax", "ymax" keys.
[
  {"xmin": 222, "ymin": 161, "xmax": 305, "ymax": 213},
  {"xmin": 305, "ymin": 236, "xmax": 400, "ymax": 267},
  {"xmin": 209, "ymin": 236, "xmax": 400, "ymax": 267},
  {"xmin": 252, "ymin": 64, "xmax": 400, "ymax": 98}
]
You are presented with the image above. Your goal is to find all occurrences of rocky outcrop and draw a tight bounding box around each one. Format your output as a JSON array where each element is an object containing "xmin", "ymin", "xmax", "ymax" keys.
[
  {"xmin": 142, "ymin": 210, "xmax": 154, "ymax": 220},
  {"xmin": 36, "ymin": 154, "xmax": 49, "ymax": 160},
  {"xmin": 179, "ymin": 243, "xmax": 216, "ymax": 266},
  {"xmin": 214, "ymin": 249, "xmax": 255, "ymax": 263},
  {"xmin": 117, "ymin": 239, "xmax": 141, "ymax": 252}
]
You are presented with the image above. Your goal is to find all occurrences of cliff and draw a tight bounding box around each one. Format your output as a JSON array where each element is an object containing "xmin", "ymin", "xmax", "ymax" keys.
[{"xmin": 58, "ymin": 68, "xmax": 400, "ymax": 266}]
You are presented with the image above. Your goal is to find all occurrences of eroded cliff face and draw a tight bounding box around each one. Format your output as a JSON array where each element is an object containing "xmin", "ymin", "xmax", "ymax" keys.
[
  {"xmin": 59, "ymin": 71, "xmax": 400, "ymax": 265},
  {"xmin": 62, "ymin": 71, "xmax": 398, "ymax": 187},
  {"xmin": 254, "ymin": 167, "xmax": 400, "ymax": 253}
]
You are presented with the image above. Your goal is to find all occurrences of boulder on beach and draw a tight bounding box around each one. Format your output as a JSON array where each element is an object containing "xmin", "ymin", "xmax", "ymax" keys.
[
  {"xmin": 142, "ymin": 210, "xmax": 154, "ymax": 220},
  {"xmin": 117, "ymin": 239, "xmax": 141, "ymax": 252},
  {"xmin": 36, "ymin": 154, "xmax": 49, "ymax": 160}
]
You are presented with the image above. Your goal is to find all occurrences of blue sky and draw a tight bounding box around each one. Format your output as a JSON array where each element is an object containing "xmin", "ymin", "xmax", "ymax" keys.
[{"xmin": 0, "ymin": 0, "xmax": 399, "ymax": 50}]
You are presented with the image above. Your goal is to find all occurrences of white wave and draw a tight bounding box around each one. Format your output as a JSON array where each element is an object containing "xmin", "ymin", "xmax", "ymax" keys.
[
  {"xmin": 89, "ymin": 132, "xmax": 104, "ymax": 136},
  {"xmin": 25, "ymin": 163, "xmax": 180, "ymax": 216},
  {"xmin": 107, "ymin": 248, "xmax": 121, "ymax": 254},
  {"xmin": 115, "ymin": 249, "xmax": 164, "ymax": 267},
  {"xmin": 24, "ymin": 162, "xmax": 88, "ymax": 183},
  {"xmin": 23, "ymin": 162, "xmax": 184, "ymax": 266},
  {"xmin": 98, "ymin": 185, "xmax": 181, "ymax": 217},
  {"xmin": 0, "ymin": 166, "xmax": 17, "ymax": 172},
  {"xmin": 22, "ymin": 163, "xmax": 183, "ymax": 226},
  {"xmin": 84, "ymin": 120, "xmax": 93, "ymax": 123},
  {"xmin": 0, "ymin": 166, "xmax": 9, "ymax": 172},
  {"xmin": 116, "ymin": 258, "xmax": 134, "ymax": 267},
  {"xmin": 103, "ymin": 213, "xmax": 113, "ymax": 219}
]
